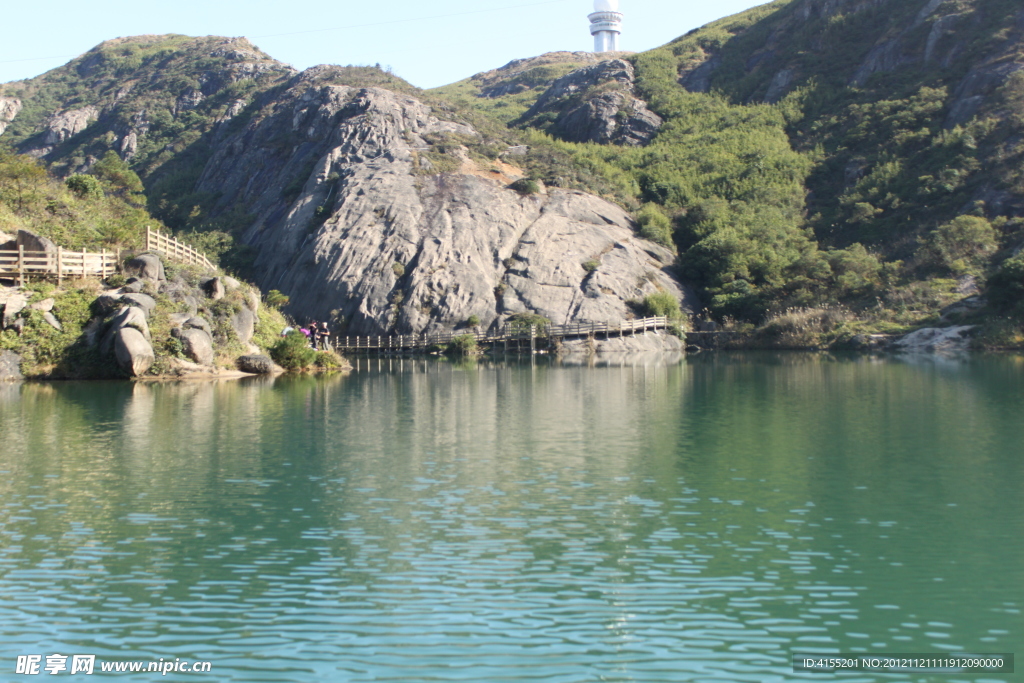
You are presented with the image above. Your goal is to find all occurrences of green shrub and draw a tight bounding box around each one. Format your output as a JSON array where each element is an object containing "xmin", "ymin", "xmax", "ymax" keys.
[
  {"xmin": 636, "ymin": 204, "xmax": 674, "ymax": 249},
  {"xmin": 392, "ymin": 262, "xmax": 406, "ymax": 278},
  {"xmin": 917, "ymin": 215, "xmax": 998, "ymax": 275},
  {"xmin": 987, "ymin": 254, "xmax": 1024, "ymax": 311},
  {"xmin": 582, "ymin": 259, "xmax": 600, "ymax": 273},
  {"xmin": 314, "ymin": 350, "xmax": 344, "ymax": 369},
  {"xmin": 446, "ymin": 334, "xmax": 479, "ymax": 356},
  {"xmin": 510, "ymin": 178, "xmax": 541, "ymax": 195},
  {"xmin": 65, "ymin": 174, "xmax": 103, "ymax": 200},
  {"xmin": 505, "ymin": 312, "xmax": 550, "ymax": 334},
  {"xmin": 466, "ymin": 314, "xmax": 481, "ymax": 327},
  {"xmin": 265, "ymin": 289, "xmax": 290, "ymax": 308},
  {"xmin": 640, "ymin": 291, "xmax": 682, "ymax": 319},
  {"xmin": 270, "ymin": 330, "xmax": 317, "ymax": 370}
]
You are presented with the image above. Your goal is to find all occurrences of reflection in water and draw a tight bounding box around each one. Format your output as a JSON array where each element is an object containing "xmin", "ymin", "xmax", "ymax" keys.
[{"xmin": 0, "ymin": 354, "xmax": 1021, "ymax": 682}]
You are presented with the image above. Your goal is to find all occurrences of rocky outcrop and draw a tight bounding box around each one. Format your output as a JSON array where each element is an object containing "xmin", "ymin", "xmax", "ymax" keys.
[
  {"xmin": 237, "ymin": 354, "xmax": 275, "ymax": 374},
  {"xmin": 184, "ymin": 75, "xmax": 691, "ymax": 335},
  {"xmin": 680, "ymin": 55, "xmax": 721, "ymax": 93},
  {"xmin": 468, "ymin": 52, "xmax": 605, "ymax": 99},
  {"xmin": 114, "ymin": 327, "xmax": 154, "ymax": 376},
  {"xmin": 0, "ymin": 97, "xmax": 20, "ymax": 137},
  {"xmin": 894, "ymin": 325, "xmax": 977, "ymax": 353},
  {"xmin": 0, "ymin": 350, "xmax": 22, "ymax": 381},
  {"xmin": 519, "ymin": 60, "xmax": 662, "ymax": 146},
  {"xmin": 124, "ymin": 254, "xmax": 165, "ymax": 282},
  {"xmin": 0, "ymin": 229, "xmax": 58, "ymax": 254},
  {"xmin": 173, "ymin": 327, "xmax": 215, "ymax": 365}
]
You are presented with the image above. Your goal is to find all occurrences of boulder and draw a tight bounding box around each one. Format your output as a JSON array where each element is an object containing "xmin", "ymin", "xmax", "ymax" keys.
[
  {"xmin": 2, "ymin": 292, "xmax": 28, "ymax": 329},
  {"xmin": 222, "ymin": 276, "xmax": 241, "ymax": 290},
  {"xmin": 120, "ymin": 278, "xmax": 146, "ymax": 294},
  {"xmin": 14, "ymin": 229, "xmax": 58, "ymax": 254},
  {"xmin": 175, "ymin": 327, "xmax": 215, "ymax": 366},
  {"xmin": 184, "ymin": 316, "xmax": 212, "ymax": 334},
  {"xmin": 42, "ymin": 312, "xmax": 62, "ymax": 331},
  {"xmin": 237, "ymin": 354, "xmax": 275, "ymax": 374},
  {"xmin": 100, "ymin": 306, "xmax": 151, "ymax": 357},
  {"xmin": 121, "ymin": 292, "xmax": 157, "ymax": 316},
  {"xmin": 161, "ymin": 285, "xmax": 199, "ymax": 316},
  {"xmin": 30, "ymin": 297, "xmax": 54, "ymax": 312},
  {"xmin": 124, "ymin": 254, "xmax": 165, "ymax": 281},
  {"xmin": 168, "ymin": 313, "xmax": 191, "ymax": 327},
  {"xmin": 894, "ymin": 326, "xmax": 977, "ymax": 354},
  {"xmin": 230, "ymin": 307, "xmax": 256, "ymax": 343},
  {"xmin": 0, "ymin": 350, "xmax": 23, "ymax": 381},
  {"xmin": 201, "ymin": 277, "xmax": 225, "ymax": 300},
  {"xmin": 245, "ymin": 290, "xmax": 260, "ymax": 314},
  {"xmin": 114, "ymin": 327, "xmax": 154, "ymax": 377},
  {"xmin": 93, "ymin": 294, "xmax": 123, "ymax": 316}
]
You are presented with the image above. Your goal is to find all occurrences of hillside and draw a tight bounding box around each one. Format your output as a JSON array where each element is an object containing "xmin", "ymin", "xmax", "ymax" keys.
[
  {"xmin": 4, "ymin": 0, "xmax": 1024, "ymax": 345},
  {"xmin": 426, "ymin": 0, "xmax": 1024, "ymax": 342}
]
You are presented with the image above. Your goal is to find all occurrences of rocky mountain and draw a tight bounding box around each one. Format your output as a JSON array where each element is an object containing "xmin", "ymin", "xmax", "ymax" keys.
[
  {"xmin": 0, "ymin": 37, "xmax": 691, "ymax": 336},
  {"xmin": 5, "ymin": 0, "xmax": 1024, "ymax": 341}
]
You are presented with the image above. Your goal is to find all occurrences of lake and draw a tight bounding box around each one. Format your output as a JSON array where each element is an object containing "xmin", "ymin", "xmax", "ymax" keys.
[{"xmin": 0, "ymin": 352, "xmax": 1020, "ymax": 681}]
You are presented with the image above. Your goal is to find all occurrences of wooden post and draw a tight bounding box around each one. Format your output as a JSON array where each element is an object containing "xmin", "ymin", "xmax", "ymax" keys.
[
  {"xmin": 529, "ymin": 324, "xmax": 536, "ymax": 355},
  {"xmin": 56, "ymin": 247, "xmax": 63, "ymax": 287},
  {"xmin": 17, "ymin": 244, "xmax": 24, "ymax": 287}
]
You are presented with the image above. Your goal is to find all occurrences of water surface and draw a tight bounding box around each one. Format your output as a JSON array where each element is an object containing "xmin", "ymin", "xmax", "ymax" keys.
[{"xmin": 1, "ymin": 353, "xmax": 1021, "ymax": 681}]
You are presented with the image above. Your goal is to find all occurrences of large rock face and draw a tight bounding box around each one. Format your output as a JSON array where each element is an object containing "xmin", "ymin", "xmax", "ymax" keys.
[
  {"xmin": 518, "ymin": 60, "xmax": 663, "ymax": 146},
  {"xmin": 194, "ymin": 75, "xmax": 692, "ymax": 335}
]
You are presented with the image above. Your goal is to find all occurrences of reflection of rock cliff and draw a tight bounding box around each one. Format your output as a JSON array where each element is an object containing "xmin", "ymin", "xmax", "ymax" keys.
[{"xmin": 196, "ymin": 74, "xmax": 691, "ymax": 335}]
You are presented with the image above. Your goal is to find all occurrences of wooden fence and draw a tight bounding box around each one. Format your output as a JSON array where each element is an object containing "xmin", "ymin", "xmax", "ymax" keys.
[
  {"xmin": 0, "ymin": 245, "xmax": 117, "ymax": 286},
  {"xmin": 0, "ymin": 228, "xmax": 214, "ymax": 286},
  {"xmin": 146, "ymin": 227, "xmax": 215, "ymax": 270},
  {"xmin": 334, "ymin": 316, "xmax": 670, "ymax": 353}
]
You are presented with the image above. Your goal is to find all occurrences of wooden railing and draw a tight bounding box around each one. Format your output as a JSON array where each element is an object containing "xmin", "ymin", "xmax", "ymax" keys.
[
  {"xmin": 0, "ymin": 245, "xmax": 117, "ymax": 286},
  {"xmin": 146, "ymin": 227, "xmax": 215, "ymax": 271},
  {"xmin": 333, "ymin": 316, "xmax": 669, "ymax": 352}
]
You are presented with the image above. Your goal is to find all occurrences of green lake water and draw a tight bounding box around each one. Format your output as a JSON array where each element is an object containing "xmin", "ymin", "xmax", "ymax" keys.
[{"xmin": 0, "ymin": 353, "xmax": 1021, "ymax": 681}]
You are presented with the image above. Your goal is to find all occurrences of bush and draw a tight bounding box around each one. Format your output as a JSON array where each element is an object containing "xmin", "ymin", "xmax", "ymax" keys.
[
  {"xmin": 506, "ymin": 312, "xmax": 550, "ymax": 334},
  {"xmin": 510, "ymin": 178, "xmax": 541, "ymax": 195},
  {"xmin": 270, "ymin": 330, "xmax": 317, "ymax": 370},
  {"xmin": 640, "ymin": 291, "xmax": 682, "ymax": 319},
  {"xmin": 65, "ymin": 174, "xmax": 103, "ymax": 200},
  {"xmin": 466, "ymin": 314, "xmax": 481, "ymax": 327},
  {"xmin": 636, "ymin": 204, "xmax": 674, "ymax": 249},
  {"xmin": 265, "ymin": 289, "xmax": 290, "ymax": 308},
  {"xmin": 917, "ymin": 215, "xmax": 998, "ymax": 275},
  {"xmin": 754, "ymin": 306, "xmax": 853, "ymax": 348},
  {"xmin": 987, "ymin": 254, "xmax": 1024, "ymax": 311},
  {"xmin": 582, "ymin": 259, "xmax": 599, "ymax": 273},
  {"xmin": 446, "ymin": 334, "xmax": 479, "ymax": 356},
  {"xmin": 314, "ymin": 350, "xmax": 344, "ymax": 369}
]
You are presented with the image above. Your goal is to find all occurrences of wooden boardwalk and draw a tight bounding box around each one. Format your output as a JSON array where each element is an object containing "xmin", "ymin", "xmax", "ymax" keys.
[
  {"xmin": 0, "ymin": 228, "xmax": 213, "ymax": 286},
  {"xmin": 334, "ymin": 316, "xmax": 670, "ymax": 353},
  {"xmin": 0, "ymin": 246, "xmax": 117, "ymax": 286}
]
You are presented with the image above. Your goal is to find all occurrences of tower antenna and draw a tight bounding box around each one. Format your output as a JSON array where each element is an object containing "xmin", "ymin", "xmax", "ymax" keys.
[{"xmin": 589, "ymin": 0, "xmax": 623, "ymax": 53}]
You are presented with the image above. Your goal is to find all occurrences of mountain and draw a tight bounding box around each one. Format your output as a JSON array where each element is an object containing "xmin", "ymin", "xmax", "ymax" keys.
[
  {"xmin": 0, "ymin": 36, "xmax": 690, "ymax": 336},
  {"xmin": 4, "ymin": 0, "xmax": 1024, "ymax": 343}
]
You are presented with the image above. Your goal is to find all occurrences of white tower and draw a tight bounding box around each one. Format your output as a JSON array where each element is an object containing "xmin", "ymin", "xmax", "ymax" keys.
[{"xmin": 589, "ymin": 0, "xmax": 623, "ymax": 53}]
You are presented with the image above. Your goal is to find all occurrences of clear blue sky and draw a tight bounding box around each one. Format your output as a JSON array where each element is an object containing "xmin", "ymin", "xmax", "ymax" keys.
[{"xmin": 0, "ymin": 0, "xmax": 771, "ymax": 89}]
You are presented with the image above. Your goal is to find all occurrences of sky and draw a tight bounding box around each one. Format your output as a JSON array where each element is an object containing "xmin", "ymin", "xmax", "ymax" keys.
[{"xmin": 0, "ymin": 0, "xmax": 771, "ymax": 89}]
